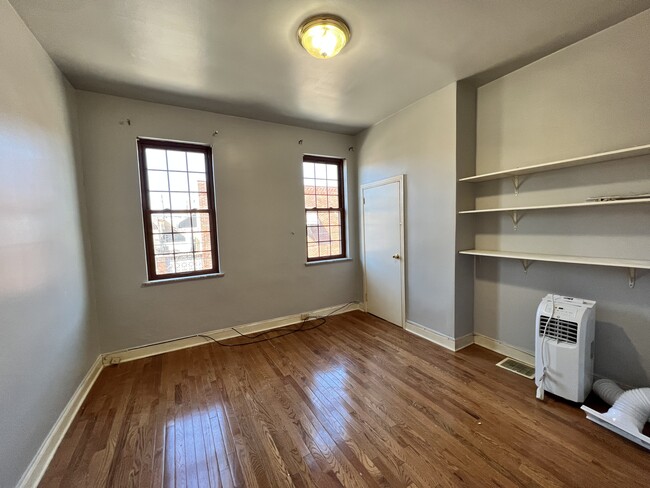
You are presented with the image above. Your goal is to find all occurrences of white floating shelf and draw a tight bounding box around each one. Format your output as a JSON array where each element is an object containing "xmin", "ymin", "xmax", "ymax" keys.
[
  {"xmin": 459, "ymin": 144, "xmax": 650, "ymax": 183},
  {"xmin": 459, "ymin": 197, "xmax": 650, "ymax": 214},
  {"xmin": 460, "ymin": 249, "xmax": 650, "ymax": 269},
  {"xmin": 460, "ymin": 249, "xmax": 650, "ymax": 287}
]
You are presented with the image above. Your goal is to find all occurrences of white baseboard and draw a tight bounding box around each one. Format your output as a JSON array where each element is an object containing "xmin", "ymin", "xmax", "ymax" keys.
[
  {"xmin": 473, "ymin": 333, "xmax": 535, "ymax": 365},
  {"xmin": 17, "ymin": 354, "xmax": 104, "ymax": 488},
  {"xmin": 103, "ymin": 302, "xmax": 362, "ymax": 364},
  {"xmin": 404, "ymin": 322, "xmax": 534, "ymax": 363},
  {"xmin": 455, "ymin": 333, "xmax": 475, "ymax": 351},
  {"xmin": 405, "ymin": 321, "xmax": 473, "ymax": 352}
]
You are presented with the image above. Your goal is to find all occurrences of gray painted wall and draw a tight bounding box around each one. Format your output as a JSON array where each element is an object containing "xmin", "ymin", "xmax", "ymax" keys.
[
  {"xmin": 455, "ymin": 83, "xmax": 477, "ymax": 339},
  {"xmin": 0, "ymin": 2, "xmax": 99, "ymax": 487},
  {"xmin": 474, "ymin": 10, "xmax": 650, "ymax": 386},
  {"xmin": 76, "ymin": 92, "xmax": 362, "ymax": 352},
  {"xmin": 356, "ymin": 84, "xmax": 461, "ymax": 338}
]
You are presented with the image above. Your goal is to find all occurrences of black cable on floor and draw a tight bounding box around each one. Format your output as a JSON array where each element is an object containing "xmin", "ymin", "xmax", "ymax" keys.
[{"xmin": 197, "ymin": 302, "xmax": 358, "ymax": 347}]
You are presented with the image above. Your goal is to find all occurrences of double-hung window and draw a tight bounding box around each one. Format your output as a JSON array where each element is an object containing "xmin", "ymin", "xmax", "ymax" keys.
[
  {"xmin": 302, "ymin": 155, "xmax": 346, "ymax": 262},
  {"xmin": 137, "ymin": 138, "xmax": 219, "ymax": 281}
]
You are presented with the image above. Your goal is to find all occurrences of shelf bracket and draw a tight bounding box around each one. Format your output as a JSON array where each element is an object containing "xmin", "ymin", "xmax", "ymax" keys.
[
  {"xmin": 629, "ymin": 268, "xmax": 636, "ymax": 289},
  {"xmin": 520, "ymin": 259, "xmax": 532, "ymax": 273},
  {"xmin": 512, "ymin": 175, "xmax": 522, "ymax": 195},
  {"xmin": 510, "ymin": 210, "xmax": 522, "ymax": 231}
]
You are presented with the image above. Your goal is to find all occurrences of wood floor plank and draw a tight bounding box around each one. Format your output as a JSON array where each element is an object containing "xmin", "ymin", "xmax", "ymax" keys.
[{"xmin": 39, "ymin": 311, "xmax": 649, "ymax": 487}]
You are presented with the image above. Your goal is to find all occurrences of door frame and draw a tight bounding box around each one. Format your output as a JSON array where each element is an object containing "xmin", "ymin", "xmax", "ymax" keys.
[{"xmin": 360, "ymin": 174, "xmax": 406, "ymax": 328}]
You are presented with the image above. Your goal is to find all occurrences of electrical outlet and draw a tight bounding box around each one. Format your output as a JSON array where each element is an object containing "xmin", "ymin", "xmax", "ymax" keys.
[{"xmin": 300, "ymin": 313, "xmax": 310, "ymax": 320}]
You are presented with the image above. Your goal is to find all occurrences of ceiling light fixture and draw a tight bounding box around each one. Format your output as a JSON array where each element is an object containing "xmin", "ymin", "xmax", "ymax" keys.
[{"xmin": 297, "ymin": 14, "xmax": 351, "ymax": 59}]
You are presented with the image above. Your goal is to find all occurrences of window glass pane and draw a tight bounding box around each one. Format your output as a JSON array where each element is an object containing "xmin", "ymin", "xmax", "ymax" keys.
[
  {"xmin": 303, "ymin": 162, "xmax": 315, "ymax": 178},
  {"xmin": 193, "ymin": 233, "xmax": 211, "ymax": 251},
  {"xmin": 331, "ymin": 241, "xmax": 342, "ymax": 255},
  {"xmin": 330, "ymin": 211, "xmax": 341, "ymax": 225},
  {"xmin": 314, "ymin": 164, "xmax": 327, "ymax": 179},
  {"xmin": 307, "ymin": 243, "xmax": 319, "ymax": 258},
  {"xmin": 187, "ymin": 152, "xmax": 206, "ymax": 172},
  {"xmin": 319, "ymin": 242, "xmax": 331, "ymax": 256},
  {"xmin": 188, "ymin": 172, "xmax": 208, "ymax": 192},
  {"xmin": 315, "ymin": 179, "xmax": 327, "ymax": 194},
  {"xmin": 316, "ymin": 194, "xmax": 328, "ymax": 207},
  {"xmin": 317, "ymin": 211, "xmax": 330, "ymax": 225},
  {"xmin": 167, "ymin": 150, "xmax": 187, "ymax": 171},
  {"xmin": 173, "ymin": 233, "xmax": 193, "ymax": 253},
  {"xmin": 190, "ymin": 192, "xmax": 209, "ymax": 209},
  {"xmin": 191, "ymin": 213, "xmax": 211, "ymax": 232},
  {"xmin": 318, "ymin": 226, "xmax": 330, "ymax": 241},
  {"xmin": 169, "ymin": 172, "xmax": 189, "ymax": 191},
  {"xmin": 171, "ymin": 213, "xmax": 190, "ymax": 229},
  {"xmin": 149, "ymin": 192, "xmax": 170, "ymax": 210},
  {"xmin": 148, "ymin": 170, "xmax": 169, "ymax": 191},
  {"xmin": 307, "ymin": 226, "xmax": 318, "ymax": 243},
  {"xmin": 145, "ymin": 148, "xmax": 167, "ymax": 170},
  {"xmin": 170, "ymin": 193, "xmax": 190, "ymax": 210},
  {"xmin": 195, "ymin": 251, "xmax": 213, "ymax": 271},
  {"xmin": 151, "ymin": 213, "xmax": 172, "ymax": 234},
  {"xmin": 304, "ymin": 194, "xmax": 316, "ymax": 208},
  {"xmin": 175, "ymin": 214, "xmax": 193, "ymax": 231},
  {"xmin": 306, "ymin": 211, "xmax": 318, "ymax": 226},
  {"xmin": 153, "ymin": 233, "xmax": 174, "ymax": 254},
  {"xmin": 174, "ymin": 253, "xmax": 195, "ymax": 273},
  {"xmin": 330, "ymin": 225, "xmax": 341, "ymax": 240},
  {"xmin": 155, "ymin": 255, "xmax": 175, "ymax": 275},
  {"xmin": 303, "ymin": 179, "xmax": 315, "ymax": 194},
  {"xmin": 326, "ymin": 164, "xmax": 338, "ymax": 180},
  {"xmin": 327, "ymin": 179, "xmax": 339, "ymax": 194},
  {"xmin": 328, "ymin": 195, "xmax": 339, "ymax": 208}
]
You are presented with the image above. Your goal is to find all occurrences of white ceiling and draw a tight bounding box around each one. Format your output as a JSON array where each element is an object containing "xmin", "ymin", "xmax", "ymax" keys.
[{"xmin": 9, "ymin": 0, "xmax": 650, "ymax": 134}]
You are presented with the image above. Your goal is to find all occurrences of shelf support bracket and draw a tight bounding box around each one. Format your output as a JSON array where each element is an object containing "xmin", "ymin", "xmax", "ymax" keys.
[
  {"xmin": 512, "ymin": 175, "xmax": 522, "ymax": 195},
  {"xmin": 511, "ymin": 210, "xmax": 522, "ymax": 231},
  {"xmin": 629, "ymin": 268, "xmax": 636, "ymax": 289},
  {"xmin": 520, "ymin": 259, "xmax": 532, "ymax": 273}
]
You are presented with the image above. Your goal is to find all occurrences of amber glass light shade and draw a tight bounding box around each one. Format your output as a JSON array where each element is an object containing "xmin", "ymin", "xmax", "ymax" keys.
[{"xmin": 298, "ymin": 15, "xmax": 350, "ymax": 59}]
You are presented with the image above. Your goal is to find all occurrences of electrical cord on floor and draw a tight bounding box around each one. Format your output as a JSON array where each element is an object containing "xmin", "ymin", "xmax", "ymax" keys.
[{"xmin": 197, "ymin": 301, "xmax": 360, "ymax": 347}]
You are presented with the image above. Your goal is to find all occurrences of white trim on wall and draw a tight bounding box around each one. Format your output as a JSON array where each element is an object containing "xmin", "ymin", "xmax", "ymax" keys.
[
  {"xmin": 16, "ymin": 355, "xmax": 104, "ymax": 488},
  {"xmin": 455, "ymin": 333, "xmax": 475, "ymax": 351},
  {"xmin": 405, "ymin": 320, "xmax": 474, "ymax": 352},
  {"xmin": 473, "ymin": 333, "xmax": 535, "ymax": 365},
  {"xmin": 103, "ymin": 302, "xmax": 362, "ymax": 364},
  {"xmin": 404, "ymin": 321, "xmax": 535, "ymax": 363}
]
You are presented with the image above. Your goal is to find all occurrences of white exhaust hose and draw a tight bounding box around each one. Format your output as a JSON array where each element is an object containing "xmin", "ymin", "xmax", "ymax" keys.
[{"xmin": 581, "ymin": 378, "xmax": 650, "ymax": 450}]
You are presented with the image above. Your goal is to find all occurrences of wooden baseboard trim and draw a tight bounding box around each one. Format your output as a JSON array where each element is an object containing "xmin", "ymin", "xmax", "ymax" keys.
[
  {"xmin": 473, "ymin": 333, "xmax": 535, "ymax": 365},
  {"xmin": 103, "ymin": 302, "xmax": 362, "ymax": 364},
  {"xmin": 16, "ymin": 355, "xmax": 104, "ymax": 488}
]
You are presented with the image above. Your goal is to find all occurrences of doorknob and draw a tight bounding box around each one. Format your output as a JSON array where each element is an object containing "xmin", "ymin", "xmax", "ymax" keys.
[{"xmin": 392, "ymin": 254, "xmax": 400, "ymax": 260}]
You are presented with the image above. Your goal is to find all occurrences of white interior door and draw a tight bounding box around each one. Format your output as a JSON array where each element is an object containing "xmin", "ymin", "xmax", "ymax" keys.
[{"xmin": 362, "ymin": 176, "xmax": 404, "ymax": 327}]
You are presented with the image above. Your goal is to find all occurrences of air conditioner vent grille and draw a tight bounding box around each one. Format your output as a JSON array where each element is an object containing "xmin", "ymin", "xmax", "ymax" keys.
[{"xmin": 539, "ymin": 315, "xmax": 578, "ymax": 344}]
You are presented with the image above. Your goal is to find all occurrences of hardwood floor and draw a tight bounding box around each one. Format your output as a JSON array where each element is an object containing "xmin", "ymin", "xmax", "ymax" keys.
[{"xmin": 40, "ymin": 311, "xmax": 648, "ymax": 487}]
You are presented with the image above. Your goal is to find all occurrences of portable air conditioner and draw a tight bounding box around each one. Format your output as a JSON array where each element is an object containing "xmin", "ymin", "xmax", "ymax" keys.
[{"xmin": 535, "ymin": 294, "xmax": 596, "ymax": 403}]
